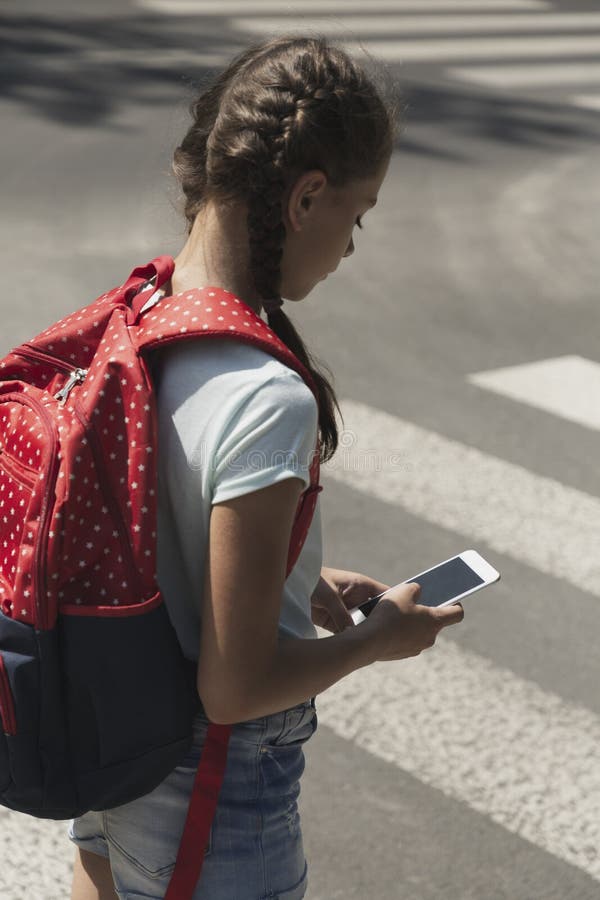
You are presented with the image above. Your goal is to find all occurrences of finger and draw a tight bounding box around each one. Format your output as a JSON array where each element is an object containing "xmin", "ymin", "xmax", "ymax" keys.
[
  {"xmin": 434, "ymin": 602, "xmax": 464, "ymax": 626},
  {"xmin": 367, "ymin": 579, "xmax": 394, "ymax": 598},
  {"xmin": 385, "ymin": 581, "xmax": 421, "ymax": 598},
  {"xmin": 385, "ymin": 582, "xmax": 421, "ymax": 606},
  {"xmin": 340, "ymin": 584, "xmax": 361, "ymax": 610},
  {"xmin": 330, "ymin": 598, "xmax": 356, "ymax": 632},
  {"xmin": 341, "ymin": 581, "xmax": 390, "ymax": 610},
  {"xmin": 406, "ymin": 582, "xmax": 422, "ymax": 600},
  {"xmin": 340, "ymin": 603, "xmax": 356, "ymax": 629}
]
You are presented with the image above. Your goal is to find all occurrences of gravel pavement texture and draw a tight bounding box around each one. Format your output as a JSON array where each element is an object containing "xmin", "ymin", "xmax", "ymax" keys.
[{"xmin": 0, "ymin": 810, "xmax": 74, "ymax": 899}]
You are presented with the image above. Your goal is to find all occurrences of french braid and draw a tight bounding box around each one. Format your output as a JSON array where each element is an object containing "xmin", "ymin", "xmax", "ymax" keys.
[{"xmin": 173, "ymin": 37, "xmax": 398, "ymax": 462}]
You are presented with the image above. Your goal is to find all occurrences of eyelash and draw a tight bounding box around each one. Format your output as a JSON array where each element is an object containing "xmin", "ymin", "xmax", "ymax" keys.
[{"xmin": 355, "ymin": 217, "xmax": 363, "ymax": 229}]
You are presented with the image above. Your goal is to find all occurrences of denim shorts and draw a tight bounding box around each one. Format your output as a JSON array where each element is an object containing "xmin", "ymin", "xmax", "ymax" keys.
[{"xmin": 68, "ymin": 698, "xmax": 318, "ymax": 900}]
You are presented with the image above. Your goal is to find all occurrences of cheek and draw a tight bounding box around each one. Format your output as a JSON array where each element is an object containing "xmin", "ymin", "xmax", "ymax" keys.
[
  {"xmin": 314, "ymin": 236, "xmax": 347, "ymax": 277},
  {"xmin": 280, "ymin": 217, "xmax": 345, "ymax": 296},
  {"xmin": 280, "ymin": 244, "xmax": 315, "ymax": 300},
  {"xmin": 296, "ymin": 231, "xmax": 329, "ymax": 276}
]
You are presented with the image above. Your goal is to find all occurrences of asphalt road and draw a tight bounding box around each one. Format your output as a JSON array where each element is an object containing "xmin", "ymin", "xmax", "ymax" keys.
[{"xmin": 1, "ymin": 1, "xmax": 599, "ymax": 898}]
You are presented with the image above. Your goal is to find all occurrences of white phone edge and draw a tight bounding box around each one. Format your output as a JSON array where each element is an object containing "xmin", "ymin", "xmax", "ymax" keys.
[{"xmin": 350, "ymin": 550, "xmax": 500, "ymax": 625}]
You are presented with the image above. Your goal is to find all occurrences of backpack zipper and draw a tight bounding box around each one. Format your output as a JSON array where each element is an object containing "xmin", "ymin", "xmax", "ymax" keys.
[
  {"xmin": 32, "ymin": 401, "xmax": 60, "ymax": 630},
  {"xmin": 54, "ymin": 368, "xmax": 88, "ymax": 406},
  {"xmin": 0, "ymin": 394, "xmax": 59, "ymax": 630},
  {"xmin": 12, "ymin": 348, "xmax": 88, "ymax": 406},
  {"xmin": 9, "ymin": 352, "xmax": 143, "ymax": 614},
  {"xmin": 14, "ymin": 346, "xmax": 77, "ymax": 372}
]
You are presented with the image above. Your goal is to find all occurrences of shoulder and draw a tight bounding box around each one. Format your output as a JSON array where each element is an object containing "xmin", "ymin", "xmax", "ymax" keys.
[
  {"xmin": 157, "ymin": 337, "xmax": 318, "ymax": 432},
  {"xmin": 157, "ymin": 338, "xmax": 318, "ymax": 499}
]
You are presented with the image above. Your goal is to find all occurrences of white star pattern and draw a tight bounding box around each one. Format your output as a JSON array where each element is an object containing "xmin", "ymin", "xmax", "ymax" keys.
[{"xmin": 0, "ymin": 270, "xmax": 319, "ymax": 621}]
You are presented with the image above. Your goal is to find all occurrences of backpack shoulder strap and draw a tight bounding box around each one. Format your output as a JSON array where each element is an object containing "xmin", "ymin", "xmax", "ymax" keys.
[
  {"xmin": 133, "ymin": 280, "xmax": 319, "ymax": 402},
  {"xmin": 133, "ymin": 279, "xmax": 323, "ymax": 576},
  {"xmin": 135, "ymin": 270, "xmax": 325, "ymax": 900},
  {"xmin": 124, "ymin": 255, "xmax": 175, "ymax": 320}
]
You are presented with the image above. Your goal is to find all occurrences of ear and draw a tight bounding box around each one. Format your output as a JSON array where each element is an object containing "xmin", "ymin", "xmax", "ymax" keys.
[{"xmin": 286, "ymin": 170, "xmax": 328, "ymax": 233}]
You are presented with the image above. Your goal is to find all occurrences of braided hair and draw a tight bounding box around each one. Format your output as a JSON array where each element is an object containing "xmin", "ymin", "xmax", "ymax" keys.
[{"xmin": 173, "ymin": 37, "xmax": 398, "ymax": 462}]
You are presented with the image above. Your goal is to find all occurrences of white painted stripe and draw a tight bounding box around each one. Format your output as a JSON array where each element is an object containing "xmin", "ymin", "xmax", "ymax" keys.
[
  {"xmin": 468, "ymin": 356, "xmax": 600, "ymax": 432},
  {"xmin": 58, "ymin": 49, "xmax": 600, "ymax": 95},
  {"xmin": 323, "ymin": 400, "xmax": 600, "ymax": 596},
  {"xmin": 233, "ymin": 13, "xmax": 600, "ymax": 37},
  {"xmin": 50, "ymin": 48, "xmax": 237, "ymax": 68},
  {"xmin": 232, "ymin": 32, "xmax": 600, "ymax": 63},
  {"xmin": 448, "ymin": 62, "xmax": 600, "ymax": 88},
  {"xmin": 137, "ymin": 0, "xmax": 549, "ymax": 14},
  {"xmin": 314, "ymin": 635, "xmax": 600, "ymax": 882},
  {"xmin": 572, "ymin": 93, "xmax": 600, "ymax": 111}
]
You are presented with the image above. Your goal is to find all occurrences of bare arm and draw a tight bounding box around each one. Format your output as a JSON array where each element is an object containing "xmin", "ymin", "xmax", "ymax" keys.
[{"xmin": 197, "ymin": 478, "xmax": 463, "ymax": 724}]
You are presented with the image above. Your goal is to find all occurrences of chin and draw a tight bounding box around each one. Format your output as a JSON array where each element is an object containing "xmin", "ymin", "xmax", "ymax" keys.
[{"xmin": 282, "ymin": 287, "xmax": 310, "ymax": 303}]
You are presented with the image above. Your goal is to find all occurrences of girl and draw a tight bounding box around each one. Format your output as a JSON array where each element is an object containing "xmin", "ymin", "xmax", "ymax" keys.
[{"xmin": 69, "ymin": 35, "xmax": 463, "ymax": 900}]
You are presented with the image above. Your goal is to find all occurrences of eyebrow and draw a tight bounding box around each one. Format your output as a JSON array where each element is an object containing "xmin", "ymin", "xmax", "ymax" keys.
[{"xmin": 368, "ymin": 198, "xmax": 378, "ymax": 207}]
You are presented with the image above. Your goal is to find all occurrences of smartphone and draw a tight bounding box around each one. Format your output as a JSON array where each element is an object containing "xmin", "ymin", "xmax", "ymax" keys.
[{"xmin": 351, "ymin": 550, "xmax": 500, "ymax": 625}]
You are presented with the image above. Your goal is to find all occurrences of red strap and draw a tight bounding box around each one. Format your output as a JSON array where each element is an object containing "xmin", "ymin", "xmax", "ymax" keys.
[
  {"xmin": 133, "ymin": 281, "xmax": 319, "ymax": 404},
  {"xmin": 141, "ymin": 263, "xmax": 322, "ymax": 899},
  {"xmin": 163, "ymin": 463, "xmax": 320, "ymax": 899},
  {"xmin": 124, "ymin": 256, "xmax": 175, "ymax": 323},
  {"xmin": 164, "ymin": 722, "xmax": 232, "ymax": 900}
]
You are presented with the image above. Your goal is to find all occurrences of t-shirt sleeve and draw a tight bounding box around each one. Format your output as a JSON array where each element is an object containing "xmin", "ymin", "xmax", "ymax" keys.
[{"xmin": 210, "ymin": 372, "xmax": 319, "ymax": 505}]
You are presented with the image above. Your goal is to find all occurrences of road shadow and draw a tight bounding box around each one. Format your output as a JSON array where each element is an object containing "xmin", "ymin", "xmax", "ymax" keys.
[
  {"xmin": 0, "ymin": 10, "xmax": 237, "ymax": 126},
  {"xmin": 3, "ymin": 9, "xmax": 600, "ymax": 154},
  {"xmin": 398, "ymin": 81, "xmax": 600, "ymax": 161}
]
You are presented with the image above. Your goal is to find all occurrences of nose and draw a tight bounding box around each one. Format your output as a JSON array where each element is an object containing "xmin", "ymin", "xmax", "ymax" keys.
[{"xmin": 344, "ymin": 236, "xmax": 355, "ymax": 258}]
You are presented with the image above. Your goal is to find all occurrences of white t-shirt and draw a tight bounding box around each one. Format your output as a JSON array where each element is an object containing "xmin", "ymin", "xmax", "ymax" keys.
[{"xmin": 154, "ymin": 338, "xmax": 321, "ymax": 661}]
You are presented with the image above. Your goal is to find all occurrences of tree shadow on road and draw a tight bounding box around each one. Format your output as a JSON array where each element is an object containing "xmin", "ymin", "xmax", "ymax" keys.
[
  {"xmin": 0, "ymin": 10, "xmax": 238, "ymax": 126},
  {"xmin": 3, "ymin": 9, "xmax": 600, "ymax": 155},
  {"xmin": 399, "ymin": 82, "xmax": 600, "ymax": 162}
]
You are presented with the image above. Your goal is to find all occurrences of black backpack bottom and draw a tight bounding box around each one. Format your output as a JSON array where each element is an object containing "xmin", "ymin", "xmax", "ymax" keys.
[{"xmin": 0, "ymin": 595, "xmax": 200, "ymax": 819}]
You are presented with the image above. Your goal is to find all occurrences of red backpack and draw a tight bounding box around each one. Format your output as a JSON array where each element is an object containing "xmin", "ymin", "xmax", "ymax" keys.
[{"xmin": 0, "ymin": 256, "xmax": 322, "ymax": 898}]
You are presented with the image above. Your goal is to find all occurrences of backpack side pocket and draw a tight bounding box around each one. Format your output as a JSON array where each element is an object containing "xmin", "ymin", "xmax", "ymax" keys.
[
  {"xmin": 0, "ymin": 654, "xmax": 16, "ymax": 736},
  {"xmin": 0, "ymin": 652, "xmax": 16, "ymax": 794}
]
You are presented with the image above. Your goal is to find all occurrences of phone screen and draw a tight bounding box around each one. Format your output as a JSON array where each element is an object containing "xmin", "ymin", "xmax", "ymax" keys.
[
  {"xmin": 359, "ymin": 556, "xmax": 484, "ymax": 617},
  {"xmin": 409, "ymin": 557, "xmax": 483, "ymax": 607}
]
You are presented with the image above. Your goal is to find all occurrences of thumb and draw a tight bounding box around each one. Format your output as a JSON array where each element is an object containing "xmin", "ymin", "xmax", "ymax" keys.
[{"xmin": 434, "ymin": 602, "xmax": 464, "ymax": 626}]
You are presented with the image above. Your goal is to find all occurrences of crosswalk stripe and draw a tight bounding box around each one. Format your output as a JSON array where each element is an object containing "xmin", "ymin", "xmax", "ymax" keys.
[
  {"xmin": 137, "ymin": 0, "xmax": 549, "ymax": 14},
  {"xmin": 314, "ymin": 635, "xmax": 600, "ymax": 882},
  {"xmin": 233, "ymin": 31, "xmax": 600, "ymax": 63},
  {"xmin": 468, "ymin": 356, "xmax": 600, "ymax": 432},
  {"xmin": 232, "ymin": 12, "xmax": 600, "ymax": 37},
  {"xmin": 323, "ymin": 400, "xmax": 600, "ymax": 596},
  {"xmin": 73, "ymin": 47, "xmax": 234, "ymax": 67},
  {"xmin": 449, "ymin": 61, "xmax": 600, "ymax": 88},
  {"xmin": 570, "ymin": 93, "xmax": 600, "ymax": 111},
  {"xmin": 135, "ymin": 0, "xmax": 598, "ymax": 108},
  {"xmin": 20, "ymin": 47, "xmax": 600, "ymax": 104}
]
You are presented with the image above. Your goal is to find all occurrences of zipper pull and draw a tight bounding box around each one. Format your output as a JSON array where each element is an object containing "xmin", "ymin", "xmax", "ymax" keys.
[{"xmin": 54, "ymin": 368, "xmax": 88, "ymax": 406}]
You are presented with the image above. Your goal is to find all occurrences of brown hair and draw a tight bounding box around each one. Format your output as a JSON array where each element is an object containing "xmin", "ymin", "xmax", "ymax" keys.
[{"xmin": 173, "ymin": 36, "xmax": 398, "ymax": 462}]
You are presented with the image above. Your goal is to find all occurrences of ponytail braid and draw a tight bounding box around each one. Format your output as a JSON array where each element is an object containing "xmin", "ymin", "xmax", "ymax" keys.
[
  {"xmin": 264, "ymin": 307, "xmax": 340, "ymax": 461},
  {"xmin": 241, "ymin": 80, "xmax": 346, "ymax": 462},
  {"xmin": 173, "ymin": 44, "xmax": 280, "ymax": 231},
  {"xmin": 172, "ymin": 36, "xmax": 398, "ymax": 463}
]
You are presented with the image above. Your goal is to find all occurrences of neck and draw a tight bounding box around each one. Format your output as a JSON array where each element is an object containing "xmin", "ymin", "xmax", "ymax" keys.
[{"xmin": 171, "ymin": 200, "xmax": 263, "ymax": 314}]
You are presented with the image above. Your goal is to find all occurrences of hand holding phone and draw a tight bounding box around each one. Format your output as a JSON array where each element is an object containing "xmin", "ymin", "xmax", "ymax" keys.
[
  {"xmin": 357, "ymin": 581, "xmax": 465, "ymax": 662},
  {"xmin": 351, "ymin": 550, "xmax": 500, "ymax": 626}
]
